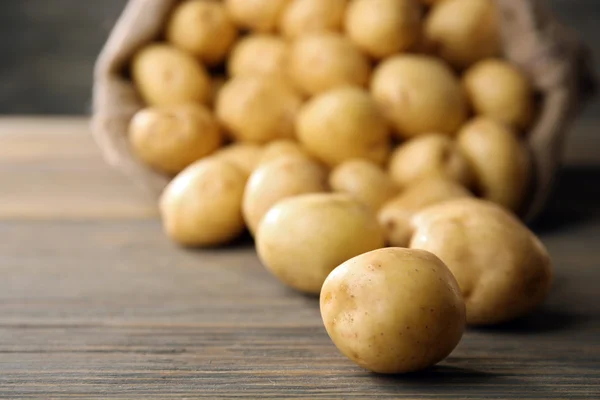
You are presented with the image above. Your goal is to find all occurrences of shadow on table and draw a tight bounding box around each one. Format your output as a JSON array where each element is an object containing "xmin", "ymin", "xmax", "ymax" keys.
[{"xmin": 368, "ymin": 365, "xmax": 496, "ymax": 387}]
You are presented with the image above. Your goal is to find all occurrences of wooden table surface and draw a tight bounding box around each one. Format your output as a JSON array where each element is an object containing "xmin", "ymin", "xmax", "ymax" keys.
[{"xmin": 0, "ymin": 117, "xmax": 598, "ymax": 399}]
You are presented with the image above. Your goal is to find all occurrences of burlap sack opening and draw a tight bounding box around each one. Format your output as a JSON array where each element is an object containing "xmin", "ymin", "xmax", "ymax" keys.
[{"xmin": 91, "ymin": 0, "xmax": 596, "ymax": 222}]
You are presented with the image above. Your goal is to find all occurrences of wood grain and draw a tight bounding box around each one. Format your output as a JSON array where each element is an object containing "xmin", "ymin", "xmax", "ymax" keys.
[{"xmin": 0, "ymin": 118, "xmax": 598, "ymax": 398}]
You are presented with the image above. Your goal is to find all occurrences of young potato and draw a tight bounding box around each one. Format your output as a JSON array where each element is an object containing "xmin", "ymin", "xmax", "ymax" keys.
[
  {"xmin": 216, "ymin": 75, "xmax": 302, "ymax": 143},
  {"xmin": 256, "ymin": 193, "xmax": 385, "ymax": 294},
  {"xmin": 129, "ymin": 104, "xmax": 222, "ymax": 175},
  {"xmin": 378, "ymin": 177, "xmax": 472, "ymax": 247},
  {"xmin": 410, "ymin": 198, "xmax": 553, "ymax": 325},
  {"xmin": 258, "ymin": 139, "xmax": 309, "ymax": 165},
  {"xmin": 329, "ymin": 159, "xmax": 399, "ymax": 211},
  {"xmin": 388, "ymin": 133, "xmax": 472, "ymax": 188},
  {"xmin": 424, "ymin": 0, "xmax": 501, "ymax": 68},
  {"xmin": 243, "ymin": 155, "xmax": 329, "ymax": 234},
  {"xmin": 166, "ymin": 0, "xmax": 238, "ymax": 65},
  {"xmin": 289, "ymin": 33, "xmax": 371, "ymax": 96},
  {"xmin": 225, "ymin": 0, "xmax": 290, "ymax": 32},
  {"xmin": 159, "ymin": 158, "xmax": 246, "ymax": 247},
  {"xmin": 464, "ymin": 59, "xmax": 535, "ymax": 131},
  {"xmin": 297, "ymin": 87, "xmax": 391, "ymax": 167},
  {"xmin": 131, "ymin": 44, "xmax": 211, "ymax": 106},
  {"xmin": 211, "ymin": 143, "xmax": 264, "ymax": 178},
  {"xmin": 345, "ymin": 0, "xmax": 422, "ymax": 59},
  {"xmin": 320, "ymin": 247, "xmax": 466, "ymax": 374},
  {"xmin": 457, "ymin": 117, "xmax": 531, "ymax": 211},
  {"xmin": 371, "ymin": 55, "xmax": 468, "ymax": 139},
  {"xmin": 279, "ymin": 0, "xmax": 347, "ymax": 39},
  {"xmin": 228, "ymin": 34, "xmax": 289, "ymax": 78}
]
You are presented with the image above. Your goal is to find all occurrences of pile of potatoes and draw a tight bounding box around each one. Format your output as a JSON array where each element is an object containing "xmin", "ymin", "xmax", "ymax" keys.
[{"xmin": 128, "ymin": 0, "xmax": 553, "ymax": 374}]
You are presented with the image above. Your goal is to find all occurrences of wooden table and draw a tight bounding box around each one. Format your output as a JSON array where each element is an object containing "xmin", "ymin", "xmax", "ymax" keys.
[{"xmin": 0, "ymin": 118, "xmax": 598, "ymax": 399}]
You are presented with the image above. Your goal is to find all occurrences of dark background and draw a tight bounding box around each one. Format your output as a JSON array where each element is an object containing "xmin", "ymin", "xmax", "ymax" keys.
[{"xmin": 0, "ymin": 0, "xmax": 599, "ymax": 126}]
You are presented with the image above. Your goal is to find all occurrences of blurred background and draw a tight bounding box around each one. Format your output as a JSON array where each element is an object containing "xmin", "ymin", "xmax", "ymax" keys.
[{"xmin": 0, "ymin": 0, "xmax": 598, "ymax": 161}]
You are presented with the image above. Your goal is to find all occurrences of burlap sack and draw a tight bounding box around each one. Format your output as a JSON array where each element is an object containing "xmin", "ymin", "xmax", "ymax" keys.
[{"xmin": 91, "ymin": 0, "xmax": 596, "ymax": 222}]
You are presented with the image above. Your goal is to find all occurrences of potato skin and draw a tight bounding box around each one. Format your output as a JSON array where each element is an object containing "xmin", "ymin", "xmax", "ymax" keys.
[
  {"xmin": 388, "ymin": 133, "xmax": 472, "ymax": 188},
  {"xmin": 258, "ymin": 139, "xmax": 309, "ymax": 165},
  {"xmin": 228, "ymin": 34, "xmax": 289, "ymax": 78},
  {"xmin": 424, "ymin": 0, "xmax": 501, "ymax": 68},
  {"xmin": 129, "ymin": 104, "xmax": 222, "ymax": 175},
  {"xmin": 330, "ymin": 159, "xmax": 399, "ymax": 211},
  {"xmin": 131, "ymin": 44, "xmax": 211, "ymax": 107},
  {"xmin": 279, "ymin": 0, "xmax": 347, "ymax": 39},
  {"xmin": 211, "ymin": 143, "xmax": 264, "ymax": 179},
  {"xmin": 410, "ymin": 198, "xmax": 553, "ymax": 325},
  {"xmin": 225, "ymin": 0, "xmax": 290, "ymax": 32},
  {"xmin": 159, "ymin": 158, "xmax": 247, "ymax": 247},
  {"xmin": 216, "ymin": 75, "xmax": 303, "ymax": 143},
  {"xmin": 371, "ymin": 55, "xmax": 468, "ymax": 138},
  {"xmin": 320, "ymin": 247, "xmax": 466, "ymax": 374},
  {"xmin": 256, "ymin": 193, "xmax": 385, "ymax": 295},
  {"xmin": 345, "ymin": 0, "xmax": 422, "ymax": 59},
  {"xmin": 463, "ymin": 59, "xmax": 534, "ymax": 131},
  {"xmin": 166, "ymin": 0, "xmax": 238, "ymax": 65},
  {"xmin": 289, "ymin": 33, "xmax": 371, "ymax": 96},
  {"xmin": 297, "ymin": 87, "xmax": 391, "ymax": 167},
  {"xmin": 243, "ymin": 155, "xmax": 329, "ymax": 235},
  {"xmin": 457, "ymin": 117, "xmax": 530, "ymax": 211},
  {"xmin": 378, "ymin": 177, "xmax": 472, "ymax": 247}
]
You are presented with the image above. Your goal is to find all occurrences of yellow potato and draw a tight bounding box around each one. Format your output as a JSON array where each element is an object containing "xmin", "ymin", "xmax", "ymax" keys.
[
  {"xmin": 378, "ymin": 177, "xmax": 472, "ymax": 247},
  {"xmin": 225, "ymin": 0, "xmax": 290, "ymax": 32},
  {"xmin": 243, "ymin": 155, "xmax": 328, "ymax": 234},
  {"xmin": 464, "ymin": 59, "xmax": 534, "ymax": 131},
  {"xmin": 166, "ymin": 0, "xmax": 238, "ymax": 65},
  {"xmin": 258, "ymin": 139, "xmax": 310, "ymax": 165},
  {"xmin": 297, "ymin": 87, "xmax": 391, "ymax": 167},
  {"xmin": 330, "ymin": 159, "xmax": 399, "ymax": 211},
  {"xmin": 216, "ymin": 75, "xmax": 302, "ymax": 143},
  {"xmin": 208, "ymin": 76, "xmax": 227, "ymax": 108},
  {"xmin": 410, "ymin": 198, "xmax": 553, "ymax": 325},
  {"xmin": 388, "ymin": 133, "xmax": 472, "ymax": 188},
  {"xmin": 131, "ymin": 44, "xmax": 211, "ymax": 106},
  {"xmin": 211, "ymin": 143, "xmax": 264, "ymax": 178},
  {"xmin": 371, "ymin": 55, "xmax": 468, "ymax": 138},
  {"xmin": 457, "ymin": 117, "xmax": 530, "ymax": 211},
  {"xmin": 320, "ymin": 247, "xmax": 466, "ymax": 374},
  {"xmin": 279, "ymin": 0, "xmax": 347, "ymax": 39},
  {"xmin": 289, "ymin": 33, "xmax": 371, "ymax": 96},
  {"xmin": 128, "ymin": 104, "xmax": 222, "ymax": 175},
  {"xmin": 228, "ymin": 34, "xmax": 289, "ymax": 78},
  {"xmin": 256, "ymin": 193, "xmax": 385, "ymax": 294},
  {"xmin": 424, "ymin": 0, "xmax": 501, "ymax": 68},
  {"xmin": 159, "ymin": 158, "xmax": 246, "ymax": 247},
  {"xmin": 345, "ymin": 0, "xmax": 422, "ymax": 59}
]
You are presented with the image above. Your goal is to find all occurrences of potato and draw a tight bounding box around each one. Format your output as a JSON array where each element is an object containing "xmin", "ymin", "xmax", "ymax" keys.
[
  {"xmin": 289, "ymin": 33, "xmax": 371, "ymax": 96},
  {"xmin": 388, "ymin": 133, "xmax": 472, "ymax": 188},
  {"xmin": 216, "ymin": 75, "xmax": 302, "ymax": 143},
  {"xmin": 225, "ymin": 0, "xmax": 290, "ymax": 32},
  {"xmin": 208, "ymin": 76, "xmax": 227, "ymax": 108},
  {"xmin": 166, "ymin": 0, "xmax": 238, "ymax": 65},
  {"xmin": 228, "ymin": 34, "xmax": 288, "ymax": 78},
  {"xmin": 371, "ymin": 55, "xmax": 468, "ymax": 139},
  {"xmin": 159, "ymin": 158, "xmax": 246, "ymax": 246},
  {"xmin": 464, "ymin": 59, "xmax": 534, "ymax": 131},
  {"xmin": 257, "ymin": 193, "xmax": 385, "ymax": 294},
  {"xmin": 279, "ymin": 0, "xmax": 347, "ymax": 39},
  {"xmin": 378, "ymin": 177, "xmax": 472, "ymax": 247},
  {"xmin": 211, "ymin": 143, "xmax": 264, "ymax": 178},
  {"xmin": 320, "ymin": 247, "xmax": 466, "ymax": 374},
  {"xmin": 345, "ymin": 0, "xmax": 421, "ymax": 59},
  {"xmin": 259, "ymin": 139, "xmax": 309, "ymax": 165},
  {"xmin": 131, "ymin": 44, "xmax": 211, "ymax": 106},
  {"xmin": 330, "ymin": 159, "xmax": 399, "ymax": 211},
  {"xmin": 410, "ymin": 198, "xmax": 553, "ymax": 325},
  {"xmin": 424, "ymin": 0, "xmax": 501, "ymax": 68},
  {"xmin": 297, "ymin": 87, "xmax": 391, "ymax": 167},
  {"xmin": 129, "ymin": 104, "xmax": 222, "ymax": 175},
  {"xmin": 243, "ymin": 155, "xmax": 328, "ymax": 234},
  {"xmin": 457, "ymin": 117, "xmax": 530, "ymax": 211}
]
